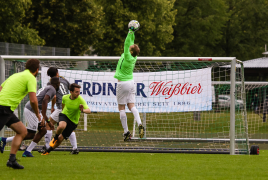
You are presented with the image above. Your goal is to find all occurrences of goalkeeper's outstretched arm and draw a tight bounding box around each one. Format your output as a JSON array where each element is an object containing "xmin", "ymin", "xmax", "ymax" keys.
[{"xmin": 124, "ymin": 30, "xmax": 135, "ymax": 60}]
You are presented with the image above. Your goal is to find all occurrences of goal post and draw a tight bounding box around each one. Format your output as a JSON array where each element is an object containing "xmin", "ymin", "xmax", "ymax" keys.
[{"xmin": 0, "ymin": 55, "xmax": 249, "ymax": 155}]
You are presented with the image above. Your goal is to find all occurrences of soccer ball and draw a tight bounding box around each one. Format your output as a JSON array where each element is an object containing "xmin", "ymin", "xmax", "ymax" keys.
[{"xmin": 128, "ymin": 20, "xmax": 140, "ymax": 31}]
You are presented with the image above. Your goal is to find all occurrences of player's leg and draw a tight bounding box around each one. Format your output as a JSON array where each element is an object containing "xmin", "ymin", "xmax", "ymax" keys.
[
  {"xmin": 7, "ymin": 120, "xmax": 27, "ymax": 169},
  {"xmin": 43, "ymin": 114, "xmax": 77, "ymax": 155},
  {"xmin": 0, "ymin": 136, "xmax": 15, "ymax": 150},
  {"xmin": 0, "ymin": 105, "xmax": 25, "ymax": 169},
  {"xmin": 47, "ymin": 113, "xmax": 69, "ymax": 149},
  {"xmin": 49, "ymin": 120, "xmax": 67, "ymax": 148},
  {"xmin": 127, "ymin": 103, "xmax": 144, "ymax": 138},
  {"xmin": 116, "ymin": 82, "xmax": 131, "ymax": 141},
  {"xmin": 119, "ymin": 104, "xmax": 132, "ymax": 141},
  {"xmin": 0, "ymin": 105, "xmax": 16, "ymax": 153},
  {"xmin": 1, "ymin": 130, "xmax": 35, "ymax": 154},
  {"xmin": 69, "ymin": 131, "xmax": 79, "ymax": 154},
  {"xmin": 41, "ymin": 121, "xmax": 66, "ymax": 155},
  {"xmin": 127, "ymin": 81, "xmax": 145, "ymax": 138},
  {"xmin": 42, "ymin": 118, "xmax": 56, "ymax": 150},
  {"xmin": 42, "ymin": 109, "xmax": 61, "ymax": 151},
  {"xmin": 24, "ymin": 123, "xmax": 47, "ymax": 157},
  {"xmin": 22, "ymin": 108, "xmax": 40, "ymax": 157}
]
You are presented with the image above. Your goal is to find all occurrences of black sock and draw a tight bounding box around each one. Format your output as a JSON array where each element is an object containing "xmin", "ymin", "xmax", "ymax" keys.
[
  {"xmin": 9, "ymin": 154, "xmax": 16, "ymax": 161},
  {"xmin": 54, "ymin": 134, "xmax": 59, "ymax": 140},
  {"xmin": 47, "ymin": 147, "xmax": 54, "ymax": 153}
]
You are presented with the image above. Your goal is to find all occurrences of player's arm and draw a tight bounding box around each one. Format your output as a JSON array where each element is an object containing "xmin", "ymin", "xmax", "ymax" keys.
[
  {"xmin": 79, "ymin": 104, "xmax": 91, "ymax": 114},
  {"xmin": 42, "ymin": 95, "xmax": 50, "ymax": 122},
  {"xmin": 28, "ymin": 77, "xmax": 40, "ymax": 120},
  {"xmin": 29, "ymin": 92, "xmax": 40, "ymax": 119},
  {"xmin": 51, "ymin": 95, "xmax": 56, "ymax": 113},
  {"xmin": 79, "ymin": 97, "xmax": 90, "ymax": 114},
  {"xmin": 0, "ymin": 86, "xmax": 2, "ymax": 92},
  {"xmin": 61, "ymin": 94, "xmax": 66, "ymax": 110},
  {"xmin": 124, "ymin": 29, "xmax": 135, "ymax": 60}
]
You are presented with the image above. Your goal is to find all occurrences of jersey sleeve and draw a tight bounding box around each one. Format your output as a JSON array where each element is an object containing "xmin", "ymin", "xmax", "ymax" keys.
[
  {"xmin": 45, "ymin": 86, "xmax": 56, "ymax": 99},
  {"xmin": 62, "ymin": 95, "xmax": 66, "ymax": 104},
  {"xmin": 27, "ymin": 76, "xmax": 37, "ymax": 93},
  {"xmin": 67, "ymin": 79, "xmax": 70, "ymax": 91},
  {"xmin": 1, "ymin": 80, "xmax": 7, "ymax": 87},
  {"xmin": 80, "ymin": 96, "xmax": 89, "ymax": 109},
  {"xmin": 124, "ymin": 30, "xmax": 135, "ymax": 61}
]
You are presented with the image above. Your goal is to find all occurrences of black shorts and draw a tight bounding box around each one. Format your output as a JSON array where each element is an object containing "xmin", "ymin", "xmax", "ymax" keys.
[
  {"xmin": 59, "ymin": 113, "xmax": 77, "ymax": 139},
  {"xmin": 0, "ymin": 105, "xmax": 20, "ymax": 131}
]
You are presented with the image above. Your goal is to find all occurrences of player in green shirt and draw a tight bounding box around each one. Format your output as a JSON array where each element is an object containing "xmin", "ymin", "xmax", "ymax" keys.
[
  {"xmin": 42, "ymin": 83, "xmax": 91, "ymax": 155},
  {"xmin": 114, "ymin": 20, "xmax": 145, "ymax": 141},
  {"xmin": 0, "ymin": 59, "xmax": 40, "ymax": 169}
]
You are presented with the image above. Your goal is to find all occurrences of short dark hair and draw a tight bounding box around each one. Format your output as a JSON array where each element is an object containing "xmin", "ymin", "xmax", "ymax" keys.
[
  {"xmin": 47, "ymin": 67, "xmax": 58, "ymax": 77},
  {"xmin": 25, "ymin": 59, "xmax": 40, "ymax": 73},
  {"xmin": 50, "ymin": 77, "xmax": 60, "ymax": 86},
  {"xmin": 130, "ymin": 44, "xmax": 140, "ymax": 57},
  {"xmin": 70, "ymin": 83, "xmax": 81, "ymax": 92}
]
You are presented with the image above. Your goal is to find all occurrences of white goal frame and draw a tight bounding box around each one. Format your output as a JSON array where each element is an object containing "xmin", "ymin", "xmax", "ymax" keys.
[{"xmin": 0, "ymin": 55, "xmax": 240, "ymax": 155}]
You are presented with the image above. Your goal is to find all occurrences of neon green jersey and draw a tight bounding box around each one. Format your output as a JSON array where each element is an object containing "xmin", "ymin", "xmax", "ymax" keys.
[
  {"xmin": 62, "ymin": 94, "xmax": 89, "ymax": 125},
  {"xmin": 0, "ymin": 69, "xmax": 37, "ymax": 111},
  {"xmin": 114, "ymin": 30, "xmax": 137, "ymax": 81}
]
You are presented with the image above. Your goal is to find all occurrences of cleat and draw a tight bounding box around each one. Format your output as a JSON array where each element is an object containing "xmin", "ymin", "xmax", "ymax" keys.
[
  {"xmin": 6, "ymin": 159, "xmax": 24, "ymax": 169},
  {"xmin": 0, "ymin": 137, "xmax": 6, "ymax": 153},
  {"xmin": 22, "ymin": 151, "xmax": 34, "ymax": 157},
  {"xmin": 123, "ymin": 131, "xmax": 132, "ymax": 142},
  {"xmin": 70, "ymin": 149, "xmax": 79, "ymax": 155},
  {"xmin": 49, "ymin": 138, "xmax": 57, "ymax": 148},
  {"xmin": 38, "ymin": 145, "xmax": 47, "ymax": 153},
  {"xmin": 139, "ymin": 124, "xmax": 145, "ymax": 138},
  {"xmin": 41, "ymin": 151, "xmax": 49, "ymax": 155}
]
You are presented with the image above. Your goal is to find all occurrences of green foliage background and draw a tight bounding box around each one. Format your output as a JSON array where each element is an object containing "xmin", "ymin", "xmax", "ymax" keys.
[{"xmin": 1, "ymin": 0, "xmax": 268, "ymax": 59}]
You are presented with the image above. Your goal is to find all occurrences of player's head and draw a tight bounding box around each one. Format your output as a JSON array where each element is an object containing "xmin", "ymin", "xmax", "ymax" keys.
[
  {"xmin": 129, "ymin": 44, "xmax": 140, "ymax": 57},
  {"xmin": 47, "ymin": 67, "xmax": 59, "ymax": 78},
  {"xmin": 50, "ymin": 77, "xmax": 60, "ymax": 91},
  {"xmin": 69, "ymin": 83, "xmax": 81, "ymax": 99},
  {"xmin": 25, "ymin": 59, "xmax": 40, "ymax": 77}
]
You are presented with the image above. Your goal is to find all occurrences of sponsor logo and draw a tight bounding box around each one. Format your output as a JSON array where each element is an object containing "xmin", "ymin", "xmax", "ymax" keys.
[
  {"xmin": 149, "ymin": 81, "xmax": 203, "ymax": 99},
  {"xmin": 198, "ymin": 58, "xmax": 212, "ymax": 61},
  {"xmin": 74, "ymin": 80, "xmax": 147, "ymax": 98}
]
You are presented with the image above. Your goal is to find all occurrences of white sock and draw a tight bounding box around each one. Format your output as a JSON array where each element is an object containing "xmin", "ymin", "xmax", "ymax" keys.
[
  {"xmin": 130, "ymin": 107, "xmax": 142, "ymax": 125},
  {"xmin": 69, "ymin": 132, "xmax": 77, "ymax": 150},
  {"xmin": 6, "ymin": 136, "xmax": 14, "ymax": 143},
  {"xmin": 120, "ymin": 110, "xmax": 128, "ymax": 134},
  {"xmin": 26, "ymin": 141, "xmax": 37, "ymax": 152},
  {"xmin": 45, "ymin": 130, "xmax": 53, "ymax": 149}
]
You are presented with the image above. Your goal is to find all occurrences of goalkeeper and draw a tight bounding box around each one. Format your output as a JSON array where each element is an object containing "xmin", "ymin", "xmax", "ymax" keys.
[{"xmin": 114, "ymin": 20, "xmax": 145, "ymax": 141}]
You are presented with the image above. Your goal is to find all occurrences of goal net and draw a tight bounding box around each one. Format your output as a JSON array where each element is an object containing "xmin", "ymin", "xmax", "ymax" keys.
[{"xmin": 0, "ymin": 56, "xmax": 251, "ymax": 154}]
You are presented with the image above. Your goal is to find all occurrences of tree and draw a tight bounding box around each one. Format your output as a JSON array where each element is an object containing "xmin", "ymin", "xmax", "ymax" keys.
[
  {"xmin": 25, "ymin": 0, "xmax": 104, "ymax": 55},
  {"xmin": 0, "ymin": 0, "xmax": 44, "ymax": 45},
  {"xmin": 93, "ymin": 0, "xmax": 177, "ymax": 56},
  {"xmin": 218, "ymin": 0, "xmax": 268, "ymax": 60},
  {"xmin": 164, "ymin": 0, "xmax": 228, "ymax": 57}
]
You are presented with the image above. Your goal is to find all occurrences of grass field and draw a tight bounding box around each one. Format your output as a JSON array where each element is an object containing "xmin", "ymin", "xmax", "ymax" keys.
[
  {"xmin": 0, "ymin": 150, "xmax": 267, "ymax": 180},
  {"xmin": 3, "ymin": 110, "xmax": 268, "ymax": 151}
]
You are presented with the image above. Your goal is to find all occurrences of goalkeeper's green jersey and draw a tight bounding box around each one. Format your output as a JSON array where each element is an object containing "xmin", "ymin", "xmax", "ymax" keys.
[{"xmin": 114, "ymin": 30, "xmax": 137, "ymax": 81}]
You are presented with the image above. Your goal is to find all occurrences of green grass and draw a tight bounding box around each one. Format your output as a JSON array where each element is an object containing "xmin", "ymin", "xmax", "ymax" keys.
[
  {"xmin": 3, "ymin": 110, "xmax": 268, "ymax": 150},
  {"xmin": 1, "ymin": 150, "xmax": 268, "ymax": 180},
  {"xmin": 83, "ymin": 110, "xmax": 268, "ymax": 134}
]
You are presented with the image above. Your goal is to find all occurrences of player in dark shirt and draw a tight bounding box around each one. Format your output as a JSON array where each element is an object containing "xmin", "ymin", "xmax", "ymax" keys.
[{"xmin": 39, "ymin": 67, "xmax": 79, "ymax": 154}]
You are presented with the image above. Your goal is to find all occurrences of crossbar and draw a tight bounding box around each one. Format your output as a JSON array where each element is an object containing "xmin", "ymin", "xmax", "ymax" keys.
[{"xmin": 0, "ymin": 55, "xmax": 235, "ymax": 62}]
